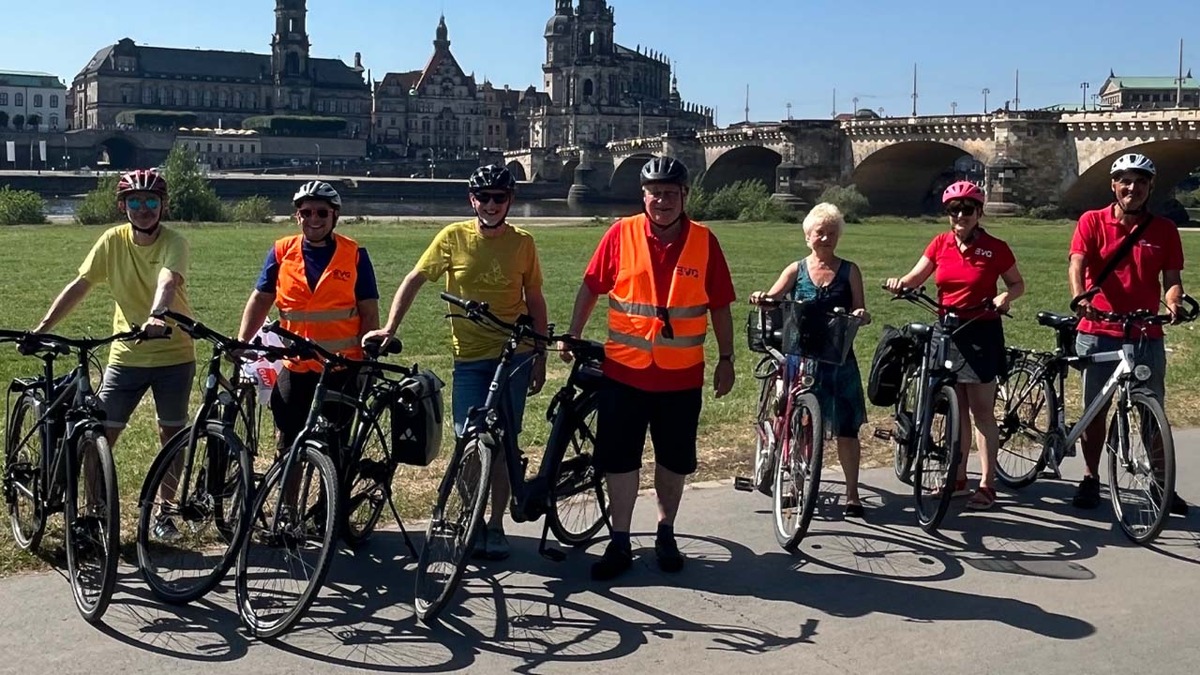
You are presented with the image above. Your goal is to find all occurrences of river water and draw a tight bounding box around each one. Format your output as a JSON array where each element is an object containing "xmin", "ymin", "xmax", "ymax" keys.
[{"xmin": 44, "ymin": 197, "xmax": 638, "ymax": 219}]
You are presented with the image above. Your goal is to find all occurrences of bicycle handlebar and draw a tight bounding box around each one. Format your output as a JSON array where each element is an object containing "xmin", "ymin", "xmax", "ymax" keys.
[
  {"xmin": 883, "ymin": 285, "xmax": 1006, "ymax": 318},
  {"xmin": 749, "ymin": 295, "xmax": 867, "ymax": 323},
  {"xmin": 0, "ymin": 326, "xmax": 162, "ymax": 357},
  {"xmin": 261, "ymin": 320, "xmax": 412, "ymax": 376},
  {"xmin": 1069, "ymin": 289, "xmax": 1200, "ymax": 326},
  {"xmin": 152, "ymin": 308, "xmax": 296, "ymax": 361},
  {"xmin": 440, "ymin": 291, "xmax": 602, "ymax": 356}
]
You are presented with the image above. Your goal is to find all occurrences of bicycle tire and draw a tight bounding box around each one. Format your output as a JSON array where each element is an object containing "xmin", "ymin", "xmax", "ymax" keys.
[
  {"xmin": 413, "ymin": 433, "xmax": 492, "ymax": 624},
  {"xmin": 136, "ymin": 425, "xmax": 252, "ymax": 604},
  {"xmin": 752, "ymin": 359, "xmax": 780, "ymax": 495},
  {"xmin": 772, "ymin": 392, "xmax": 823, "ymax": 552},
  {"xmin": 63, "ymin": 430, "xmax": 120, "ymax": 624},
  {"xmin": 892, "ymin": 373, "xmax": 918, "ymax": 485},
  {"xmin": 4, "ymin": 391, "xmax": 46, "ymax": 552},
  {"xmin": 546, "ymin": 393, "xmax": 609, "ymax": 546},
  {"xmin": 235, "ymin": 443, "xmax": 340, "ymax": 639},
  {"xmin": 995, "ymin": 358, "xmax": 1052, "ymax": 489},
  {"xmin": 912, "ymin": 385, "xmax": 961, "ymax": 533},
  {"xmin": 1108, "ymin": 391, "xmax": 1175, "ymax": 545},
  {"xmin": 341, "ymin": 398, "xmax": 395, "ymax": 549}
]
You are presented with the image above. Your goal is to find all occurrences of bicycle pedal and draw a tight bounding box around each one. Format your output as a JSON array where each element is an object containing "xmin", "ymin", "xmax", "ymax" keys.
[
  {"xmin": 733, "ymin": 476, "xmax": 754, "ymax": 492},
  {"xmin": 872, "ymin": 427, "xmax": 894, "ymax": 441}
]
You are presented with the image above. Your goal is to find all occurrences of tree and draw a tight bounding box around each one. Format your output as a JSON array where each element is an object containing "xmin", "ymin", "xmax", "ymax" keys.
[
  {"xmin": 115, "ymin": 109, "xmax": 198, "ymax": 130},
  {"xmin": 25, "ymin": 114, "xmax": 41, "ymax": 130},
  {"xmin": 12, "ymin": 115, "xmax": 24, "ymax": 131},
  {"xmin": 0, "ymin": 111, "xmax": 8, "ymax": 129},
  {"xmin": 162, "ymin": 145, "xmax": 224, "ymax": 221},
  {"xmin": 242, "ymin": 115, "xmax": 347, "ymax": 136}
]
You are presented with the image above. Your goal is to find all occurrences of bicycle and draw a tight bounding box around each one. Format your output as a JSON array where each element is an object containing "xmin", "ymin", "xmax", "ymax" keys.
[
  {"xmin": 235, "ymin": 319, "xmax": 432, "ymax": 638},
  {"xmin": 413, "ymin": 291, "xmax": 609, "ymax": 623},
  {"xmin": 993, "ymin": 291, "xmax": 1198, "ymax": 544},
  {"xmin": 134, "ymin": 309, "xmax": 290, "ymax": 605},
  {"xmin": 2, "ymin": 326, "xmax": 150, "ymax": 623},
  {"xmin": 875, "ymin": 287, "xmax": 1000, "ymax": 533},
  {"xmin": 736, "ymin": 297, "xmax": 860, "ymax": 551}
]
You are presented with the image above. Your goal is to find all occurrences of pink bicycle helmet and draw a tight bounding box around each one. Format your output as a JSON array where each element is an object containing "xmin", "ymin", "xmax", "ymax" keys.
[
  {"xmin": 942, "ymin": 180, "xmax": 984, "ymax": 205},
  {"xmin": 117, "ymin": 169, "xmax": 168, "ymax": 197}
]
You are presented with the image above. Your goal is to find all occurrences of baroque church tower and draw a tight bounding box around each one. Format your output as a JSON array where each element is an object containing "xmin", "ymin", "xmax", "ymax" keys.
[{"xmin": 271, "ymin": 0, "xmax": 310, "ymax": 110}]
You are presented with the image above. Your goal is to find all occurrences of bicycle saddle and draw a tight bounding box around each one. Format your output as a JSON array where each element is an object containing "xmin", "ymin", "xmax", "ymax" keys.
[{"xmin": 1036, "ymin": 312, "xmax": 1078, "ymax": 331}]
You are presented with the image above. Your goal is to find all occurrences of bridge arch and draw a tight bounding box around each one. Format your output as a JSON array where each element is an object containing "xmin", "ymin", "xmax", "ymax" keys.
[
  {"xmin": 1062, "ymin": 139, "xmax": 1200, "ymax": 215},
  {"xmin": 505, "ymin": 160, "xmax": 527, "ymax": 182},
  {"xmin": 700, "ymin": 146, "xmax": 781, "ymax": 192},
  {"xmin": 852, "ymin": 141, "xmax": 977, "ymax": 215},
  {"xmin": 96, "ymin": 135, "xmax": 140, "ymax": 170},
  {"xmin": 610, "ymin": 153, "xmax": 655, "ymax": 197}
]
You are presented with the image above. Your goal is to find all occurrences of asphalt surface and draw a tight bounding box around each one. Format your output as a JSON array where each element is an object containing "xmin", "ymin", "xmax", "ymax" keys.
[{"xmin": 2, "ymin": 431, "xmax": 1200, "ymax": 674}]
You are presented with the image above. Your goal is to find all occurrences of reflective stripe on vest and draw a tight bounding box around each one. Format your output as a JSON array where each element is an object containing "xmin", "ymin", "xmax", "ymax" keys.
[
  {"xmin": 605, "ymin": 214, "xmax": 710, "ymax": 370},
  {"xmin": 273, "ymin": 233, "xmax": 364, "ymax": 372}
]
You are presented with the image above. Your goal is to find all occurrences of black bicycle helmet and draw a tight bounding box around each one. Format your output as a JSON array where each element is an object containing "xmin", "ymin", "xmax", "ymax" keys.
[
  {"xmin": 640, "ymin": 156, "xmax": 689, "ymax": 186},
  {"xmin": 468, "ymin": 164, "xmax": 516, "ymax": 191}
]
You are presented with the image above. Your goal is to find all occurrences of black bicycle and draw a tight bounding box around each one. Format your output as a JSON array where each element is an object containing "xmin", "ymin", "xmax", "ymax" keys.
[
  {"xmin": 413, "ymin": 292, "xmax": 609, "ymax": 623},
  {"xmin": 2, "ymin": 327, "xmax": 149, "ymax": 623}
]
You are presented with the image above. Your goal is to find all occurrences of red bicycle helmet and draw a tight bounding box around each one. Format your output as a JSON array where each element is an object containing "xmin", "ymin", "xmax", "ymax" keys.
[
  {"xmin": 117, "ymin": 169, "xmax": 168, "ymax": 197},
  {"xmin": 942, "ymin": 180, "xmax": 984, "ymax": 205}
]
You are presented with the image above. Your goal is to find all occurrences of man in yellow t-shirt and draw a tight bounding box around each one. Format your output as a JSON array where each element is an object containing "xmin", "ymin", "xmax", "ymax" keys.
[
  {"xmin": 363, "ymin": 164, "xmax": 547, "ymax": 561},
  {"xmin": 33, "ymin": 169, "xmax": 196, "ymax": 464}
]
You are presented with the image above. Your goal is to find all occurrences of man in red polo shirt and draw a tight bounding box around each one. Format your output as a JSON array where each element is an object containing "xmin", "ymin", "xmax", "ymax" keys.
[
  {"xmin": 562, "ymin": 156, "xmax": 736, "ymax": 582},
  {"xmin": 1069, "ymin": 152, "xmax": 1187, "ymax": 513}
]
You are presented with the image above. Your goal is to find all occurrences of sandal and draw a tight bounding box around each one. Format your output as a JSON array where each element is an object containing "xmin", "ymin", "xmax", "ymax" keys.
[
  {"xmin": 951, "ymin": 478, "xmax": 971, "ymax": 498},
  {"xmin": 844, "ymin": 503, "xmax": 865, "ymax": 519},
  {"xmin": 966, "ymin": 486, "xmax": 997, "ymax": 511}
]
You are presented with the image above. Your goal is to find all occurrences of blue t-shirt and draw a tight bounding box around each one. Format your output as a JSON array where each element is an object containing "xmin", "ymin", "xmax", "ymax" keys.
[{"xmin": 255, "ymin": 238, "xmax": 379, "ymax": 300}]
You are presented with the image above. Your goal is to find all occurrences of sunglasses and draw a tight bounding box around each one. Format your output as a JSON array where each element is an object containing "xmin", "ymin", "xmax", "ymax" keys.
[
  {"xmin": 125, "ymin": 197, "xmax": 161, "ymax": 211},
  {"xmin": 946, "ymin": 204, "xmax": 978, "ymax": 217},
  {"xmin": 298, "ymin": 208, "xmax": 331, "ymax": 219},
  {"xmin": 473, "ymin": 192, "xmax": 510, "ymax": 205}
]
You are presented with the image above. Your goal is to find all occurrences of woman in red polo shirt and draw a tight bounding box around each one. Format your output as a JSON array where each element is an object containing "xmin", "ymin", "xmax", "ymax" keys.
[{"xmin": 884, "ymin": 181, "xmax": 1025, "ymax": 510}]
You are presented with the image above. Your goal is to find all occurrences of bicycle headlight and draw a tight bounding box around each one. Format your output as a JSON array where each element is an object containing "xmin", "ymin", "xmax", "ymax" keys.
[{"xmin": 1133, "ymin": 364, "xmax": 1152, "ymax": 382}]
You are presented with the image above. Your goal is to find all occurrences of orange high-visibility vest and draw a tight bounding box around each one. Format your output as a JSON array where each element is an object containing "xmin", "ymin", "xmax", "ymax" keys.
[
  {"xmin": 273, "ymin": 233, "xmax": 363, "ymax": 373},
  {"xmin": 606, "ymin": 214, "xmax": 710, "ymax": 369}
]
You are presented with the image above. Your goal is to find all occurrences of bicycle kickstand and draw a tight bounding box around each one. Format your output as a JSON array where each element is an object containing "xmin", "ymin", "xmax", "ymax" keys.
[
  {"xmin": 385, "ymin": 488, "xmax": 420, "ymax": 561},
  {"xmin": 537, "ymin": 518, "xmax": 566, "ymax": 562}
]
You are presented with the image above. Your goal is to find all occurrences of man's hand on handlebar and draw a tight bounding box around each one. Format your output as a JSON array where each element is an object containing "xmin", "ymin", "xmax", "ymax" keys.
[
  {"xmin": 883, "ymin": 278, "xmax": 910, "ymax": 294},
  {"xmin": 361, "ymin": 327, "xmax": 396, "ymax": 350}
]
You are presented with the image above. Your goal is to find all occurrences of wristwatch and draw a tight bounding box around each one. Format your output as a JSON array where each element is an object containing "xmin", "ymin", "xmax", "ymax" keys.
[{"xmin": 718, "ymin": 353, "xmax": 734, "ymax": 364}]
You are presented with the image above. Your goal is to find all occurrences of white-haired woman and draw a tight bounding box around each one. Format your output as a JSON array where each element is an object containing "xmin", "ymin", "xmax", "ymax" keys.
[{"xmin": 750, "ymin": 203, "xmax": 871, "ymax": 517}]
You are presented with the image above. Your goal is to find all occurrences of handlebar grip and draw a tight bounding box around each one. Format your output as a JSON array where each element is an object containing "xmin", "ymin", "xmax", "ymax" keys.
[
  {"xmin": 1180, "ymin": 294, "xmax": 1200, "ymax": 321},
  {"xmin": 363, "ymin": 335, "xmax": 403, "ymax": 358},
  {"xmin": 1070, "ymin": 288, "xmax": 1100, "ymax": 312}
]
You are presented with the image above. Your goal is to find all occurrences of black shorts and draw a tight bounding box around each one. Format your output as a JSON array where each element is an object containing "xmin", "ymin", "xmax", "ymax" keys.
[
  {"xmin": 948, "ymin": 319, "xmax": 1006, "ymax": 384},
  {"xmin": 270, "ymin": 366, "xmax": 361, "ymax": 454},
  {"xmin": 594, "ymin": 378, "xmax": 703, "ymax": 476}
]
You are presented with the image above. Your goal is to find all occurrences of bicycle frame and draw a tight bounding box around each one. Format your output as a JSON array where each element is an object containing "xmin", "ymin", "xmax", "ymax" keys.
[{"xmin": 1058, "ymin": 345, "xmax": 1139, "ymax": 452}]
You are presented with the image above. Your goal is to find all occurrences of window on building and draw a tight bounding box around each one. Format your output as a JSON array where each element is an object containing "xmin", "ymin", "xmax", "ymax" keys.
[
  {"xmin": 316, "ymin": 100, "xmax": 325, "ymax": 112},
  {"xmin": 33, "ymin": 94, "xmax": 43, "ymax": 107},
  {"xmin": 218, "ymin": 91, "xmax": 228, "ymax": 107},
  {"xmin": 250, "ymin": 145, "xmax": 256, "ymax": 153},
  {"xmin": 50, "ymin": 115, "xmax": 58, "ymax": 129},
  {"xmin": 195, "ymin": 142, "xmax": 201, "ymax": 151},
  {"xmin": 203, "ymin": 91, "xmax": 212, "ymax": 107},
  {"xmin": 239, "ymin": 144, "xmax": 245, "ymax": 153},
  {"xmin": 15, "ymin": 93, "xmax": 24, "ymax": 106},
  {"xmin": 207, "ymin": 143, "xmax": 212, "ymax": 152},
  {"xmin": 0, "ymin": 93, "xmax": 7, "ymax": 105}
]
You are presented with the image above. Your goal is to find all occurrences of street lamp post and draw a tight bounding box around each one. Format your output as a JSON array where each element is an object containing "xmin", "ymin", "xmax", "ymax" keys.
[
  {"xmin": 62, "ymin": 134, "xmax": 68, "ymax": 170},
  {"xmin": 951, "ymin": 101, "xmax": 958, "ymax": 115},
  {"xmin": 982, "ymin": 88, "xmax": 990, "ymax": 112},
  {"xmin": 1080, "ymin": 81, "xmax": 1090, "ymax": 110},
  {"xmin": 314, "ymin": 143, "xmax": 321, "ymax": 176},
  {"xmin": 852, "ymin": 96, "xmax": 859, "ymax": 113}
]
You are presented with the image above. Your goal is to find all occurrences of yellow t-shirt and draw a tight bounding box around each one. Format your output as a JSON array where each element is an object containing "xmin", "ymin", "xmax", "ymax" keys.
[
  {"xmin": 416, "ymin": 220, "xmax": 543, "ymax": 361},
  {"xmin": 78, "ymin": 224, "xmax": 196, "ymax": 367}
]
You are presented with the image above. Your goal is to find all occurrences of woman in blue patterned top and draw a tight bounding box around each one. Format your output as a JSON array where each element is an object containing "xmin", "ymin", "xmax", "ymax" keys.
[{"xmin": 750, "ymin": 203, "xmax": 871, "ymax": 517}]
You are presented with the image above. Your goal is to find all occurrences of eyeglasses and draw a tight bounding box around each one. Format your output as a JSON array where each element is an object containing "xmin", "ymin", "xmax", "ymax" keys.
[
  {"xmin": 946, "ymin": 204, "xmax": 977, "ymax": 217},
  {"xmin": 125, "ymin": 197, "xmax": 160, "ymax": 211},
  {"xmin": 473, "ymin": 192, "xmax": 510, "ymax": 205},
  {"xmin": 298, "ymin": 208, "xmax": 331, "ymax": 219}
]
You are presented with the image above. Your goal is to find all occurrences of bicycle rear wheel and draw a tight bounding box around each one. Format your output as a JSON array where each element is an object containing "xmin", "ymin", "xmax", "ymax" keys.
[
  {"xmin": 995, "ymin": 358, "xmax": 1052, "ymax": 489},
  {"xmin": 912, "ymin": 385, "xmax": 961, "ymax": 533},
  {"xmin": 1108, "ymin": 391, "xmax": 1175, "ymax": 545},
  {"xmin": 547, "ymin": 394, "xmax": 609, "ymax": 546},
  {"xmin": 413, "ymin": 433, "xmax": 492, "ymax": 623},
  {"xmin": 772, "ymin": 392, "xmax": 823, "ymax": 552},
  {"xmin": 341, "ymin": 400, "xmax": 396, "ymax": 549},
  {"xmin": 63, "ymin": 430, "xmax": 120, "ymax": 624},
  {"xmin": 235, "ymin": 443, "xmax": 339, "ymax": 639},
  {"xmin": 136, "ymin": 426, "xmax": 252, "ymax": 604},
  {"xmin": 4, "ymin": 391, "xmax": 46, "ymax": 552},
  {"xmin": 892, "ymin": 374, "xmax": 918, "ymax": 485}
]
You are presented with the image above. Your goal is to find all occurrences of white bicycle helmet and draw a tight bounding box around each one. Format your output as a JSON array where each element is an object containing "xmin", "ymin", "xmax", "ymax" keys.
[
  {"xmin": 292, "ymin": 180, "xmax": 342, "ymax": 208},
  {"xmin": 1109, "ymin": 153, "xmax": 1156, "ymax": 177}
]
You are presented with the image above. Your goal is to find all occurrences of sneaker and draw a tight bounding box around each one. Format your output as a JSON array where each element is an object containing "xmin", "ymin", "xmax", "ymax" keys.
[
  {"xmin": 590, "ymin": 541, "xmax": 633, "ymax": 581},
  {"xmin": 654, "ymin": 536, "xmax": 685, "ymax": 573},
  {"xmin": 483, "ymin": 527, "xmax": 511, "ymax": 561},
  {"xmin": 1072, "ymin": 476, "xmax": 1102, "ymax": 509},
  {"xmin": 153, "ymin": 515, "xmax": 182, "ymax": 543},
  {"xmin": 1170, "ymin": 493, "xmax": 1189, "ymax": 517}
]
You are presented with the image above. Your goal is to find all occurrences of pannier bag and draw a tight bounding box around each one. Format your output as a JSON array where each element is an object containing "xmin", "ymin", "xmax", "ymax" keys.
[
  {"xmin": 867, "ymin": 325, "xmax": 916, "ymax": 407},
  {"xmin": 390, "ymin": 369, "xmax": 446, "ymax": 466},
  {"xmin": 746, "ymin": 305, "xmax": 784, "ymax": 353}
]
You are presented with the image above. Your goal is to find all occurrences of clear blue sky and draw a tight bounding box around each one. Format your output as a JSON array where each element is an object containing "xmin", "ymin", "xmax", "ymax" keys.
[{"xmin": 3, "ymin": 0, "xmax": 1199, "ymax": 122}]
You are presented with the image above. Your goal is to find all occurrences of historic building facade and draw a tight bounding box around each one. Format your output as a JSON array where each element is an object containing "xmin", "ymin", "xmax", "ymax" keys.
[
  {"xmin": 1097, "ymin": 72, "xmax": 1200, "ymax": 109},
  {"xmin": 69, "ymin": 0, "xmax": 371, "ymax": 136},
  {"xmin": 0, "ymin": 70, "xmax": 67, "ymax": 131}
]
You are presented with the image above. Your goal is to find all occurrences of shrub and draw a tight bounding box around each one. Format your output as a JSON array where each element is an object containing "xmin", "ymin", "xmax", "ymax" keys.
[
  {"xmin": 686, "ymin": 184, "xmax": 711, "ymax": 218},
  {"xmin": 242, "ymin": 115, "xmax": 347, "ymax": 135},
  {"xmin": 0, "ymin": 187, "xmax": 46, "ymax": 225},
  {"xmin": 162, "ymin": 145, "xmax": 225, "ymax": 221},
  {"xmin": 738, "ymin": 198, "xmax": 801, "ymax": 223},
  {"xmin": 226, "ymin": 195, "xmax": 274, "ymax": 223},
  {"xmin": 115, "ymin": 110, "xmax": 199, "ymax": 130},
  {"xmin": 1027, "ymin": 204, "xmax": 1063, "ymax": 220},
  {"xmin": 818, "ymin": 185, "xmax": 870, "ymax": 223},
  {"xmin": 74, "ymin": 174, "xmax": 124, "ymax": 225}
]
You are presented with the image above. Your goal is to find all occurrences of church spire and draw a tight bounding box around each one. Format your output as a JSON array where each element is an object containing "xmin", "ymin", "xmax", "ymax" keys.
[{"xmin": 434, "ymin": 14, "xmax": 450, "ymax": 50}]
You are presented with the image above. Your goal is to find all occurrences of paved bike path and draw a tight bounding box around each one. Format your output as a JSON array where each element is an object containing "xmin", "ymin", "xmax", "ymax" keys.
[{"xmin": 3, "ymin": 430, "xmax": 1200, "ymax": 674}]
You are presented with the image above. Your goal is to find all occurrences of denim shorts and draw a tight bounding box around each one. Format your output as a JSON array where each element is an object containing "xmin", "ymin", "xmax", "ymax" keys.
[
  {"xmin": 1076, "ymin": 333, "xmax": 1166, "ymax": 404},
  {"xmin": 98, "ymin": 361, "xmax": 196, "ymax": 429},
  {"xmin": 452, "ymin": 352, "xmax": 535, "ymax": 437}
]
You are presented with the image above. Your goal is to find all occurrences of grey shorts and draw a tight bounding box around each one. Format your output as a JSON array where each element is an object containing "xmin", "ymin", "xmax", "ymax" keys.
[
  {"xmin": 98, "ymin": 362, "xmax": 196, "ymax": 429},
  {"xmin": 1076, "ymin": 334, "xmax": 1166, "ymax": 404}
]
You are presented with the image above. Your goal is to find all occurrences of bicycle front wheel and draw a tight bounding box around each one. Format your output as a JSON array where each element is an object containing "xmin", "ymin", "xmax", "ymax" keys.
[
  {"xmin": 1108, "ymin": 391, "xmax": 1175, "ymax": 545},
  {"xmin": 413, "ymin": 433, "xmax": 492, "ymax": 624},
  {"xmin": 63, "ymin": 430, "xmax": 120, "ymax": 624},
  {"xmin": 136, "ymin": 425, "xmax": 252, "ymax": 604},
  {"xmin": 772, "ymin": 392, "xmax": 823, "ymax": 552},
  {"xmin": 547, "ymin": 394, "xmax": 609, "ymax": 546},
  {"xmin": 235, "ymin": 443, "xmax": 340, "ymax": 639},
  {"xmin": 5, "ymin": 391, "xmax": 46, "ymax": 552},
  {"xmin": 912, "ymin": 385, "xmax": 961, "ymax": 533},
  {"xmin": 995, "ymin": 358, "xmax": 1052, "ymax": 489}
]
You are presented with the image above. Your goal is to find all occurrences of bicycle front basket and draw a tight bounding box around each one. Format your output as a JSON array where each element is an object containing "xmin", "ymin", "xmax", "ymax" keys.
[{"xmin": 781, "ymin": 302, "xmax": 860, "ymax": 365}]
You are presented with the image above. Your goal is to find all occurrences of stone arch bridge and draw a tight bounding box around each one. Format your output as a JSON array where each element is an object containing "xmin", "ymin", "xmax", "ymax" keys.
[{"xmin": 504, "ymin": 109, "xmax": 1200, "ymax": 215}]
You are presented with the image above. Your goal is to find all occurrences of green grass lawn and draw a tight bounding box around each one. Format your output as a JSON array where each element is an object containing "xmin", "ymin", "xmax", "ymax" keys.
[{"xmin": 1, "ymin": 215, "xmax": 1198, "ymax": 575}]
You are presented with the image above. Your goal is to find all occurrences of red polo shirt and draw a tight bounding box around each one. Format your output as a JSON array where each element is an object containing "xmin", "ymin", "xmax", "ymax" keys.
[
  {"xmin": 1070, "ymin": 206, "xmax": 1184, "ymax": 339},
  {"xmin": 583, "ymin": 218, "xmax": 737, "ymax": 392},
  {"xmin": 923, "ymin": 229, "xmax": 1016, "ymax": 319}
]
